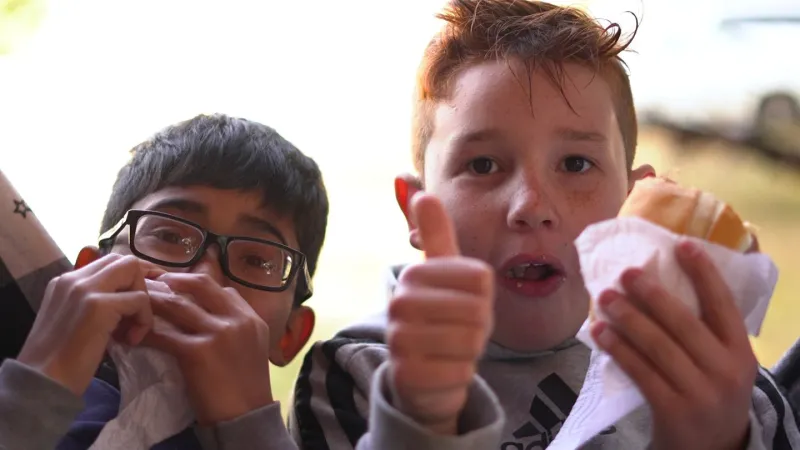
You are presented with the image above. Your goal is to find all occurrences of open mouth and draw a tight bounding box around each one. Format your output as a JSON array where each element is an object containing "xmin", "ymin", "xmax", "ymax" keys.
[{"xmin": 505, "ymin": 262, "xmax": 562, "ymax": 282}]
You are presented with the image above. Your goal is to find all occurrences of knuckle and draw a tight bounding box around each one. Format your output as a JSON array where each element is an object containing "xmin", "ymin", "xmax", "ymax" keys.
[
  {"xmin": 47, "ymin": 274, "xmax": 67, "ymax": 293},
  {"xmin": 69, "ymin": 278, "xmax": 94, "ymax": 300},
  {"xmin": 119, "ymin": 254, "xmax": 140, "ymax": 267},
  {"xmin": 186, "ymin": 273, "xmax": 212, "ymax": 286},
  {"xmin": 242, "ymin": 316, "xmax": 265, "ymax": 336},
  {"xmin": 99, "ymin": 253, "xmax": 123, "ymax": 264},
  {"xmin": 386, "ymin": 324, "xmax": 408, "ymax": 350},
  {"xmin": 220, "ymin": 316, "xmax": 260, "ymax": 342},
  {"xmin": 80, "ymin": 293, "xmax": 106, "ymax": 320},
  {"xmin": 186, "ymin": 337, "xmax": 212, "ymax": 361},
  {"xmin": 608, "ymin": 303, "xmax": 633, "ymax": 325},
  {"xmin": 222, "ymin": 287, "xmax": 239, "ymax": 297},
  {"xmin": 398, "ymin": 263, "xmax": 426, "ymax": 284},
  {"xmin": 195, "ymin": 273, "xmax": 213, "ymax": 284},
  {"xmin": 388, "ymin": 290, "xmax": 417, "ymax": 318},
  {"xmin": 217, "ymin": 319, "xmax": 237, "ymax": 337}
]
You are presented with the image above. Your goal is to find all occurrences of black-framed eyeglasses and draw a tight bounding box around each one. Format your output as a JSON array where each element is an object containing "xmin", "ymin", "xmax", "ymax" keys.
[{"xmin": 98, "ymin": 209, "xmax": 312, "ymax": 303}]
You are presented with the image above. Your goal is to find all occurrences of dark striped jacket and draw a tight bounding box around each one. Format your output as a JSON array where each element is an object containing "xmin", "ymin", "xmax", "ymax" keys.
[{"xmin": 289, "ymin": 266, "xmax": 800, "ymax": 450}]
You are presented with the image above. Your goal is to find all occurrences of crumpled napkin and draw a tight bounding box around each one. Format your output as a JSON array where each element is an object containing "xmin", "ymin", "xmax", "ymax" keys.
[
  {"xmin": 547, "ymin": 217, "xmax": 777, "ymax": 450},
  {"xmin": 89, "ymin": 279, "xmax": 194, "ymax": 450}
]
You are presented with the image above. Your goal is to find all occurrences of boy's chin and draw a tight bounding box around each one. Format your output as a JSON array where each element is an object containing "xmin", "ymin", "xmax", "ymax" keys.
[{"xmin": 492, "ymin": 296, "xmax": 588, "ymax": 353}]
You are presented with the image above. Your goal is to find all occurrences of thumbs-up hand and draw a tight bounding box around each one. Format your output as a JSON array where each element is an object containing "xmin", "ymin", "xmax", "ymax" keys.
[{"xmin": 387, "ymin": 193, "xmax": 495, "ymax": 435}]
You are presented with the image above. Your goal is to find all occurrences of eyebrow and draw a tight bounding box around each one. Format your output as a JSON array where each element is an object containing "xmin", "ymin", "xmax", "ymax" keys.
[
  {"xmin": 556, "ymin": 127, "xmax": 607, "ymax": 143},
  {"xmin": 148, "ymin": 198, "xmax": 206, "ymax": 214},
  {"xmin": 453, "ymin": 127, "xmax": 607, "ymax": 147},
  {"xmin": 451, "ymin": 128, "xmax": 506, "ymax": 146},
  {"xmin": 147, "ymin": 198, "xmax": 288, "ymax": 245},
  {"xmin": 238, "ymin": 214, "xmax": 288, "ymax": 245}
]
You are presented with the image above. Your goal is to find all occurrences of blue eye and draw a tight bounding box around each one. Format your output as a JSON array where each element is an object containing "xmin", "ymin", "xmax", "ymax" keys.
[
  {"xmin": 562, "ymin": 156, "xmax": 594, "ymax": 173},
  {"xmin": 468, "ymin": 157, "xmax": 499, "ymax": 175}
]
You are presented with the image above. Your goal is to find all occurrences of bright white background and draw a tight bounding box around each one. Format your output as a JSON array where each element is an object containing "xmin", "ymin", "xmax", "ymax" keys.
[
  {"xmin": 0, "ymin": 0, "xmax": 618, "ymax": 320},
  {"xmin": 0, "ymin": 0, "xmax": 775, "ymax": 323}
]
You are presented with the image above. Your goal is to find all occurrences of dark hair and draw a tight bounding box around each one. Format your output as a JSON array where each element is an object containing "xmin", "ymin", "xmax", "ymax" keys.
[
  {"xmin": 413, "ymin": 0, "xmax": 639, "ymax": 173},
  {"xmin": 101, "ymin": 114, "xmax": 329, "ymax": 303}
]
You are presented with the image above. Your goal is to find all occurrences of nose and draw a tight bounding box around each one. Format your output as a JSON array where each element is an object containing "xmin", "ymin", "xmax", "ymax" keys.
[
  {"xmin": 189, "ymin": 244, "xmax": 228, "ymax": 286},
  {"xmin": 506, "ymin": 174, "xmax": 558, "ymax": 232}
]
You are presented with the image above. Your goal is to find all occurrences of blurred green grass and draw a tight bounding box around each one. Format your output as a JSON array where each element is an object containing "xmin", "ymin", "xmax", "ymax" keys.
[{"xmin": 268, "ymin": 126, "xmax": 800, "ymax": 414}]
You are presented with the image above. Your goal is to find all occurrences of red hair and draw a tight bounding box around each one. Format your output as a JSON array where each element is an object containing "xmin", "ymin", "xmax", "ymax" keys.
[{"xmin": 412, "ymin": 0, "xmax": 639, "ymax": 173}]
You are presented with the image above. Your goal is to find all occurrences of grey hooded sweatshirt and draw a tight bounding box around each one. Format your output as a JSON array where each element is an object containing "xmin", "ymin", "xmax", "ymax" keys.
[{"xmin": 288, "ymin": 265, "xmax": 800, "ymax": 450}]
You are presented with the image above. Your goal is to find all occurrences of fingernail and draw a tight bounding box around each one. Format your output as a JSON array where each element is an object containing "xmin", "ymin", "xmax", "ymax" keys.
[
  {"xmin": 593, "ymin": 321, "xmax": 616, "ymax": 347},
  {"xmin": 678, "ymin": 240, "xmax": 701, "ymax": 259},
  {"xmin": 599, "ymin": 292, "xmax": 623, "ymax": 319}
]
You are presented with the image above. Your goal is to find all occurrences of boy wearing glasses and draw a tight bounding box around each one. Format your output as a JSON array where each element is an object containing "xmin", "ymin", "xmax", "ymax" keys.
[{"xmin": 0, "ymin": 114, "xmax": 328, "ymax": 450}]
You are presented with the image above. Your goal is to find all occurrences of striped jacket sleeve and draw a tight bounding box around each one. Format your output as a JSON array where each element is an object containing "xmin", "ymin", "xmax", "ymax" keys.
[
  {"xmin": 289, "ymin": 337, "xmax": 384, "ymax": 450},
  {"xmin": 288, "ymin": 337, "xmax": 505, "ymax": 450},
  {"xmin": 748, "ymin": 366, "xmax": 800, "ymax": 449},
  {"xmin": 773, "ymin": 338, "xmax": 800, "ymax": 416}
]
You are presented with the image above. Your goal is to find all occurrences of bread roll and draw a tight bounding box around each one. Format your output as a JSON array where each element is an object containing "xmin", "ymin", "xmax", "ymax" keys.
[
  {"xmin": 587, "ymin": 177, "xmax": 755, "ymax": 323},
  {"xmin": 618, "ymin": 177, "xmax": 753, "ymax": 252}
]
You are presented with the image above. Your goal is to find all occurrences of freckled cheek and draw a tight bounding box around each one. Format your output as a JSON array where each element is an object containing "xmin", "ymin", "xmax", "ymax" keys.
[
  {"xmin": 559, "ymin": 186, "xmax": 626, "ymax": 237},
  {"xmin": 446, "ymin": 202, "xmax": 500, "ymax": 261}
]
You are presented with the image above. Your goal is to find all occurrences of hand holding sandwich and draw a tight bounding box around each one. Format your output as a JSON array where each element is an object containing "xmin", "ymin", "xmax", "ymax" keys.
[{"xmin": 590, "ymin": 178, "xmax": 759, "ymax": 450}]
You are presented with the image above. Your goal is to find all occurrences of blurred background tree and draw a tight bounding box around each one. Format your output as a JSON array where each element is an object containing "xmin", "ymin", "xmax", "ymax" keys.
[{"xmin": 0, "ymin": 0, "xmax": 48, "ymax": 55}]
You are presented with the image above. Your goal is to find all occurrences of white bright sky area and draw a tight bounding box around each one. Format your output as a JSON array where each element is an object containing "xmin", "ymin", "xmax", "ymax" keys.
[{"xmin": 0, "ymin": 0, "xmax": 765, "ymax": 319}]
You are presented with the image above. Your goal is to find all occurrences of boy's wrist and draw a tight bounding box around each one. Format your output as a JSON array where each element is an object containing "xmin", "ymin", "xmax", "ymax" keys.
[
  {"xmin": 385, "ymin": 369, "xmax": 464, "ymax": 436},
  {"xmin": 195, "ymin": 385, "xmax": 275, "ymax": 426},
  {"xmin": 17, "ymin": 352, "xmax": 85, "ymax": 397},
  {"xmin": 417, "ymin": 416, "xmax": 459, "ymax": 436}
]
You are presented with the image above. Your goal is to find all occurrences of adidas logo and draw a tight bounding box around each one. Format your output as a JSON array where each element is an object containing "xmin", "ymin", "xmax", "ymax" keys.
[{"xmin": 500, "ymin": 373, "xmax": 616, "ymax": 449}]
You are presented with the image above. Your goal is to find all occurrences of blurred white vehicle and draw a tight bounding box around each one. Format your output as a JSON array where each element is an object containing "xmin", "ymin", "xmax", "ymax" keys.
[{"xmin": 626, "ymin": 0, "xmax": 800, "ymax": 145}]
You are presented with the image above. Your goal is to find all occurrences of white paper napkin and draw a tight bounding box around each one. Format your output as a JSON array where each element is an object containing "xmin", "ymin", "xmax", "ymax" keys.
[
  {"xmin": 89, "ymin": 279, "xmax": 194, "ymax": 450},
  {"xmin": 547, "ymin": 217, "xmax": 778, "ymax": 450}
]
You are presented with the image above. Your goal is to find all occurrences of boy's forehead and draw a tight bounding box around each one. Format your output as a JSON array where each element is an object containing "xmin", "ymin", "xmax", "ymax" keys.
[
  {"xmin": 447, "ymin": 59, "xmax": 616, "ymax": 122},
  {"xmin": 425, "ymin": 58, "xmax": 623, "ymax": 167},
  {"xmin": 132, "ymin": 186, "xmax": 297, "ymax": 245}
]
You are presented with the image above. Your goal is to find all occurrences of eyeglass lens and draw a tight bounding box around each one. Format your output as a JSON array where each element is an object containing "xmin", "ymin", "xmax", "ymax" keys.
[{"xmin": 134, "ymin": 214, "xmax": 294, "ymax": 288}]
